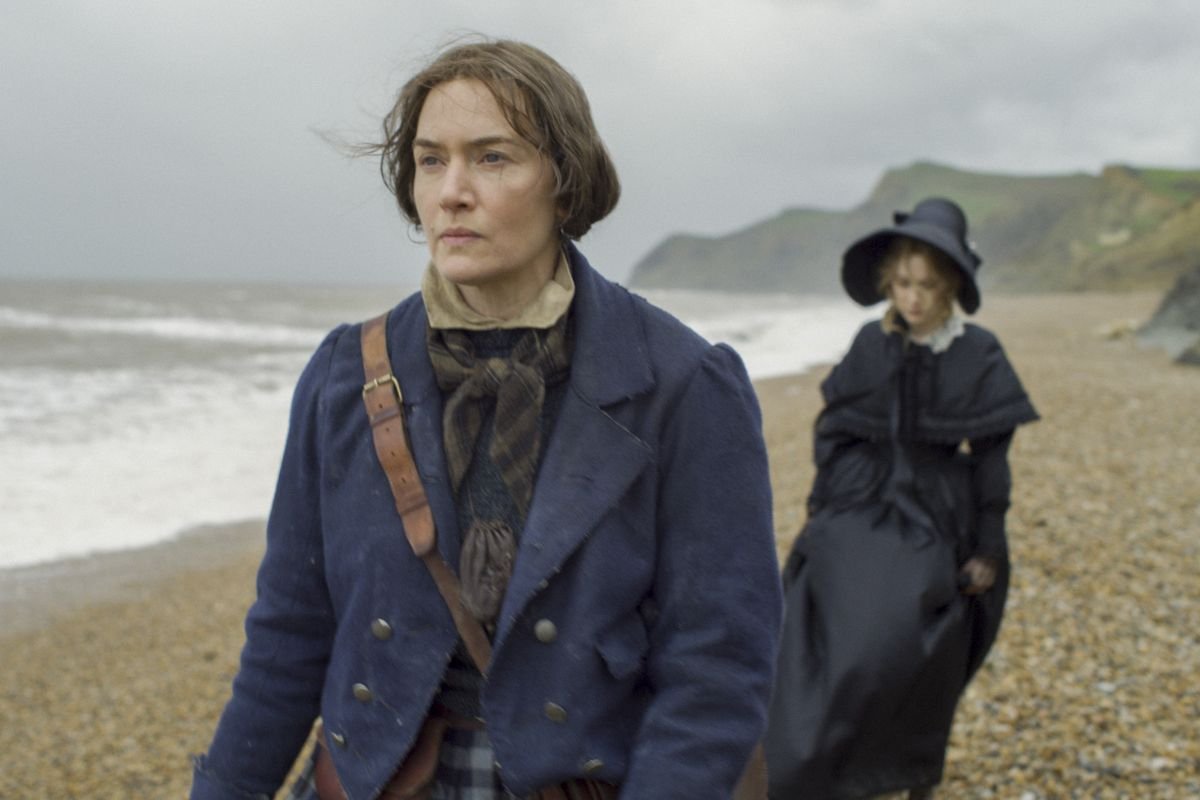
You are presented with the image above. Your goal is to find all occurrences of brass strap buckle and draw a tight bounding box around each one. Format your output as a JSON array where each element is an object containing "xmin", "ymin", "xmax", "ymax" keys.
[{"xmin": 362, "ymin": 373, "xmax": 403, "ymax": 403}]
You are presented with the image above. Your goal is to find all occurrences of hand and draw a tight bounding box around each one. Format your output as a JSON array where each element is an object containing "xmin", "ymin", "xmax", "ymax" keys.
[{"xmin": 959, "ymin": 557, "xmax": 998, "ymax": 595}]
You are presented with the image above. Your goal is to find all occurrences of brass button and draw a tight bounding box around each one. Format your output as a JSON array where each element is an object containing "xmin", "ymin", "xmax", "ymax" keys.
[
  {"xmin": 329, "ymin": 731, "xmax": 347, "ymax": 748},
  {"xmin": 582, "ymin": 758, "xmax": 604, "ymax": 774},
  {"xmin": 370, "ymin": 619, "xmax": 393, "ymax": 640},
  {"xmin": 543, "ymin": 702, "xmax": 567, "ymax": 723},
  {"xmin": 533, "ymin": 618, "xmax": 558, "ymax": 643},
  {"xmin": 352, "ymin": 683, "xmax": 373, "ymax": 703}
]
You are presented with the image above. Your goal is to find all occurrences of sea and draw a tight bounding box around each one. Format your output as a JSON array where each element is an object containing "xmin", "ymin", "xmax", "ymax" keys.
[{"xmin": 0, "ymin": 278, "xmax": 877, "ymax": 570}]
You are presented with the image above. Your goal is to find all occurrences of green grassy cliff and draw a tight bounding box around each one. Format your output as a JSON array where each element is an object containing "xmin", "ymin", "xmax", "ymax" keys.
[{"xmin": 627, "ymin": 162, "xmax": 1200, "ymax": 293}]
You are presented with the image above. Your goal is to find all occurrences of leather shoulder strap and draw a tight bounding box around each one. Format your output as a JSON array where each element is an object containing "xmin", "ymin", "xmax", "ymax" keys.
[
  {"xmin": 361, "ymin": 314, "xmax": 436, "ymax": 556},
  {"xmin": 360, "ymin": 312, "xmax": 493, "ymax": 674}
]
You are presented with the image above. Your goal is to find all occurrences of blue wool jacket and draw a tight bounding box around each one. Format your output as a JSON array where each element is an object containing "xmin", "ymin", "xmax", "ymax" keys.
[{"xmin": 190, "ymin": 246, "xmax": 782, "ymax": 800}]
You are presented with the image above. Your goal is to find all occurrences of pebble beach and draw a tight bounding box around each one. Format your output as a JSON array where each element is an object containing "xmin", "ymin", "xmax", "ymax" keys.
[{"xmin": 1, "ymin": 292, "xmax": 1197, "ymax": 799}]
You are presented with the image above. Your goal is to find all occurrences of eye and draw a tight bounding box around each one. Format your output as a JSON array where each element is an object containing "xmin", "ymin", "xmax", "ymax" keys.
[
  {"xmin": 481, "ymin": 151, "xmax": 507, "ymax": 165},
  {"xmin": 415, "ymin": 153, "xmax": 441, "ymax": 168}
]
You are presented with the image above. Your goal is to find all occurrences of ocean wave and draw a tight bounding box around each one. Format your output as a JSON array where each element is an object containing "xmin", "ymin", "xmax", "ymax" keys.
[
  {"xmin": 684, "ymin": 304, "xmax": 877, "ymax": 379},
  {"xmin": 0, "ymin": 305, "xmax": 325, "ymax": 348}
]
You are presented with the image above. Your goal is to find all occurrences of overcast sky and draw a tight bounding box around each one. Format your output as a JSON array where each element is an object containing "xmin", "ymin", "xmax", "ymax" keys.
[{"xmin": 4, "ymin": 0, "xmax": 1200, "ymax": 287}]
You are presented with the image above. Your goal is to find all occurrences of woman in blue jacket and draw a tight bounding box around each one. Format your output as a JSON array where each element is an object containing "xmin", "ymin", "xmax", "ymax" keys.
[{"xmin": 190, "ymin": 38, "xmax": 781, "ymax": 800}]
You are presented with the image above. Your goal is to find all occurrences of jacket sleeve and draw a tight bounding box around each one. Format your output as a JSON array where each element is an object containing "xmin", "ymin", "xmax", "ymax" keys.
[
  {"xmin": 621, "ymin": 344, "xmax": 783, "ymax": 799},
  {"xmin": 969, "ymin": 430, "xmax": 1015, "ymax": 562},
  {"xmin": 190, "ymin": 328, "xmax": 345, "ymax": 800}
]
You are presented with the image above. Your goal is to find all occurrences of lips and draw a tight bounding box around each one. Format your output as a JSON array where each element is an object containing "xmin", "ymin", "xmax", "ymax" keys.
[{"xmin": 440, "ymin": 228, "xmax": 481, "ymax": 246}]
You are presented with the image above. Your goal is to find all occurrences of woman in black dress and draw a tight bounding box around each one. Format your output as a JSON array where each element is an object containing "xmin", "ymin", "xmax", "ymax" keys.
[{"xmin": 765, "ymin": 198, "xmax": 1038, "ymax": 799}]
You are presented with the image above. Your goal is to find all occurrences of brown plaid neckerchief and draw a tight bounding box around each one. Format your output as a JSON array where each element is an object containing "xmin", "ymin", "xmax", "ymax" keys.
[
  {"xmin": 426, "ymin": 314, "xmax": 572, "ymax": 624},
  {"xmin": 426, "ymin": 313, "xmax": 572, "ymax": 519}
]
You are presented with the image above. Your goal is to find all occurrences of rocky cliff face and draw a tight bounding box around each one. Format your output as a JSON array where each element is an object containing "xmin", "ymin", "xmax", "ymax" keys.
[{"xmin": 1139, "ymin": 263, "xmax": 1200, "ymax": 364}]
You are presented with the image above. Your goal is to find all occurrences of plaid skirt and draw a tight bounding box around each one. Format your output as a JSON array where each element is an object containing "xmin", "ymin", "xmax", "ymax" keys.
[{"xmin": 287, "ymin": 726, "xmax": 528, "ymax": 800}]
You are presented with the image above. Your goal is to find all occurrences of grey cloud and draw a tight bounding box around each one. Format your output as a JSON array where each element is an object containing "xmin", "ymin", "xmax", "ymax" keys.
[{"xmin": 2, "ymin": 0, "xmax": 1199, "ymax": 285}]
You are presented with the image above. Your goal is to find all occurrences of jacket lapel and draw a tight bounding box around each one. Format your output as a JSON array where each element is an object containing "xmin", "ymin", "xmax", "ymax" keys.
[
  {"xmin": 494, "ymin": 389, "xmax": 652, "ymax": 643},
  {"xmin": 493, "ymin": 245, "xmax": 656, "ymax": 644}
]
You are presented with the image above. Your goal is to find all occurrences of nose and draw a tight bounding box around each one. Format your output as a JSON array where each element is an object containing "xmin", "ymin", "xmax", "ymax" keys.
[{"xmin": 438, "ymin": 160, "xmax": 474, "ymax": 210}]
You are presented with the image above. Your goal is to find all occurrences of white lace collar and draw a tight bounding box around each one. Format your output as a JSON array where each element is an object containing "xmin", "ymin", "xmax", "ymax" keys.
[{"xmin": 911, "ymin": 313, "xmax": 965, "ymax": 354}]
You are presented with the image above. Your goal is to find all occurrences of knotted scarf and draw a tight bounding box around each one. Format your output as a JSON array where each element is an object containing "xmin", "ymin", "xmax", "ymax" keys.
[{"xmin": 426, "ymin": 313, "xmax": 572, "ymax": 622}]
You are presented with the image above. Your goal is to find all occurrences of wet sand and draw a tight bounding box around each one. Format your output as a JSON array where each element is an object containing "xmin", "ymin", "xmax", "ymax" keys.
[{"xmin": 1, "ymin": 292, "xmax": 1197, "ymax": 798}]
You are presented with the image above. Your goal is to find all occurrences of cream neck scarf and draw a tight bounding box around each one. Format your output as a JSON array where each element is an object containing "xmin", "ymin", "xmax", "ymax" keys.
[{"xmin": 422, "ymin": 252, "xmax": 575, "ymax": 331}]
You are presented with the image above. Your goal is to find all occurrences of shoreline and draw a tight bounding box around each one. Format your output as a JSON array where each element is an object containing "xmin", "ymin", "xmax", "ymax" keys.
[{"xmin": 0, "ymin": 519, "xmax": 267, "ymax": 638}]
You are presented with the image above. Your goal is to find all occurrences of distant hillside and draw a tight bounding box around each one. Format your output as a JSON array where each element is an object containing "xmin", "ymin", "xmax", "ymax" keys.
[{"xmin": 627, "ymin": 161, "xmax": 1200, "ymax": 293}]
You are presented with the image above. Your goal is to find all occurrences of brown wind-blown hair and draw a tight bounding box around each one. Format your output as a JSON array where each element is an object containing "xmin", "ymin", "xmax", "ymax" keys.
[
  {"xmin": 374, "ymin": 38, "xmax": 620, "ymax": 240},
  {"xmin": 876, "ymin": 236, "xmax": 962, "ymax": 335}
]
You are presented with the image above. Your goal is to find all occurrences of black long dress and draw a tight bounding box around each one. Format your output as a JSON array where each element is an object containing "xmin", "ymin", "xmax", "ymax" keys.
[{"xmin": 765, "ymin": 320, "xmax": 1038, "ymax": 800}]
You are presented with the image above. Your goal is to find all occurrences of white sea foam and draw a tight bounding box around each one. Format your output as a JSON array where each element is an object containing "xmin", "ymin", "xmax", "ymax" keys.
[
  {"xmin": 641, "ymin": 289, "xmax": 878, "ymax": 379},
  {"xmin": 0, "ymin": 364, "xmax": 298, "ymax": 568},
  {"xmin": 0, "ymin": 304, "xmax": 327, "ymax": 347}
]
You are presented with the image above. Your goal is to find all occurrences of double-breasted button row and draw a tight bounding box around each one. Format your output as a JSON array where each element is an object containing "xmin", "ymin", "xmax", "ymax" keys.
[
  {"xmin": 535, "ymin": 618, "xmax": 565, "ymax": 724},
  {"xmin": 356, "ymin": 618, "xmax": 390, "ymax": 709}
]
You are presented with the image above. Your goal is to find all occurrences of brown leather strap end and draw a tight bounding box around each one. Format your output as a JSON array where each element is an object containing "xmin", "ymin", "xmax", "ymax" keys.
[{"xmin": 402, "ymin": 504, "xmax": 437, "ymax": 557}]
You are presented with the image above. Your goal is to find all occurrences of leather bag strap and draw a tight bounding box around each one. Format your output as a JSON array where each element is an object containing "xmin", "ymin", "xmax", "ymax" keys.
[{"xmin": 360, "ymin": 313, "xmax": 493, "ymax": 675}]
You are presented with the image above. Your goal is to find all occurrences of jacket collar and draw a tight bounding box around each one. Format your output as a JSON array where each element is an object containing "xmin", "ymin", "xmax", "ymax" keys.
[
  {"xmin": 562, "ymin": 241, "xmax": 655, "ymax": 407},
  {"xmin": 388, "ymin": 242, "xmax": 654, "ymax": 408}
]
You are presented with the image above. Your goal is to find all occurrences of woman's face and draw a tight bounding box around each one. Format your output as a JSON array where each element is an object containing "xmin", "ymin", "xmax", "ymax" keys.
[
  {"xmin": 412, "ymin": 78, "xmax": 562, "ymax": 319},
  {"xmin": 887, "ymin": 253, "xmax": 951, "ymax": 337}
]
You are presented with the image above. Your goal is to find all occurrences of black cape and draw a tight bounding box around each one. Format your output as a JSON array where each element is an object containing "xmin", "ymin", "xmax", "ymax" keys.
[{"xmin": 765, "ymin": 322, "xmax": 1038, "ymax": 799}]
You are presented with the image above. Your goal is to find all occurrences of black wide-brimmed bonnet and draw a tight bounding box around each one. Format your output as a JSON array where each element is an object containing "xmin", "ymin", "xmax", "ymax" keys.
[{"xmin": 841, "ymin": 197, "xmax": 982, "ymax": 313}]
